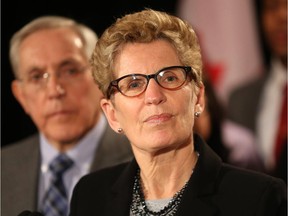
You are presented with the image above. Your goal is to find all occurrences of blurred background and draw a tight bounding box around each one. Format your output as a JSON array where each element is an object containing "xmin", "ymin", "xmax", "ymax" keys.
[{"xmin": 2, "ymin": 0, "xmax": 266, "ymax": 147}]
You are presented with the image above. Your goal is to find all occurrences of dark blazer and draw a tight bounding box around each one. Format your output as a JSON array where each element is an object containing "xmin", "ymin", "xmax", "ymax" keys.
[
  {"xmin": 227, "ymin": 75, "xmax": 287, "ymax": 183},
  {"xmin": 70, "ymin": 135, "xmax": 287, "ymax": 216},
  {"xmin": 227, "ymin": 76, "xmax": 267, "ymax": 132},
  {"xmin": 1, "ymin": 124, "xmax": 133, "ymax": 216}
]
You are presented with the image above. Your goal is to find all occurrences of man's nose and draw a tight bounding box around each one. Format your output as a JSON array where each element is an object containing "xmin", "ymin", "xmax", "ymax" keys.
[{"xmin": 45, "ymin": 73, "xmax": 66, "ymax": 97}]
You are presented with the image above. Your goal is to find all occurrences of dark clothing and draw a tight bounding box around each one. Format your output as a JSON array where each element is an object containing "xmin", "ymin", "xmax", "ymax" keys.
[
  {"xmin": 70, "ymin": 134, "xmax": 287, "ymax": 216},
  {"xmin": 2, "ymin": 125, "xmax": 133, "ymax": 216},
  {"xmin": 228, "ymin": 75, "xmax": 287, "ymax": 183}
]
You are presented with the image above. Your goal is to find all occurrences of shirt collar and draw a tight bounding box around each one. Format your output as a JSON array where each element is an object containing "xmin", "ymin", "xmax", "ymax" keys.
[
  {"xmin": 269, "ymin": 57, "xmax": 287, "ymax": 86},
  {"xmin": 40, "ymin": 113, "xmax": 107, "ymax": 173}
]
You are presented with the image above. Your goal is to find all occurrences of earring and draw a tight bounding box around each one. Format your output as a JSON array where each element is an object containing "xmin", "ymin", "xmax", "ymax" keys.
[
  {"xmin": 117, "ymin": 128, "xmax": 123, "ymax": 133},
  {"xmin": 194, "ymin": 112, "xmax": 200, "ymax": 118}
]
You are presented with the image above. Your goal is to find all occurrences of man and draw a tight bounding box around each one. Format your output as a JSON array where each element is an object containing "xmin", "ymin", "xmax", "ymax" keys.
[
  {"xmin": 2, "ymin": 16, "xmax": 133, "ymax": 216},
  {"xmin": 225, "ymin": 0, "xmax": 287, "ymax": 183}
]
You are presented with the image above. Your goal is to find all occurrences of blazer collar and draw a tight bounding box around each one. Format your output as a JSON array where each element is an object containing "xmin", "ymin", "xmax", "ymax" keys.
[
  {"xmin": 106, "ymin": 160, "xmax": 138, "ymax": 216},
  {"xmin": 177, "ymin": 134, "xmax": 222, "ymax": 215},
  {"xmin": 107, "ymin": 134, "xmax": 222, "ymax": 216}
]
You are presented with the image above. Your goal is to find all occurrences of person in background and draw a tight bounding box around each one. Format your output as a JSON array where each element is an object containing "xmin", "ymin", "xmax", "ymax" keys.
[
  {"xmin": 193, "ymin": 73, "xmax": 230, "ymax": 163},
  {"xmin": 69, "ymin": 9, "xmax": 286, "ymax": 216},
  {"xmin": 224, "ymin": 0, "xmax": 287, "ymax": 183},
  {"xmin": 2, "ymin": 16, "xmax": 133, "ymax": 216}
]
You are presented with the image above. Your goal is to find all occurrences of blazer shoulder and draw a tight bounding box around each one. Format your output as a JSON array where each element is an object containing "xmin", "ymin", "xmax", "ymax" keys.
[
  {"xmin": 228, "ymin": 77, "xmax": 266, "ymax": 109},
  {"xmin": 2, "ymin": 134, "xmax": 39, "ymax": 157},
  {"xmin": 219, "ymin": 163, "xmax": 286, "ymax": 194},
  {"xmin": 89, "ymin": 125, "xmax": 133, "ymax": 171},
  {"xmin": 212, "ymin": 164, "xmax": 287, "ymax": 215}
]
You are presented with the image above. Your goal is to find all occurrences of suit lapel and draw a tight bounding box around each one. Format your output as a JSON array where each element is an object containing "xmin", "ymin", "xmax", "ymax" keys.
[
  {"xmin": 105, "ymin": 160, "xmax": 138, "ymax": 216},
  {"xmin": 176, "ymin": 135, "xmax": 222, "ymax": 216},
  {"xmin": 178, "ymin": 198, "xmax": 218, "ymax": 216},
  {"xmin": 12, "ymin": 135, "xmax": 41, "ymax": 212},
  {"xmin": 89, "ymin": 124, "xmax": 132, "ymax": 172},
  {"xmin": 24, "ymin": 135, "xmax": 41, "ymax": 210}
]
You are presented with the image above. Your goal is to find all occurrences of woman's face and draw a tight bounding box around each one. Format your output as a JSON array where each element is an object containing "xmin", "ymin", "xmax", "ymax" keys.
[{"xmin": 101, "ymin": 40, "xmax": 205, "ymax": 154}]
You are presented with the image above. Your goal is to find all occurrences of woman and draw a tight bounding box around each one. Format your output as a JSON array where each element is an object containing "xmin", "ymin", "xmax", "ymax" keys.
[
  {"xmin": 70, "ymin": 9, "xmax": 286, "ymax": 216},
  {"xmin": 193, "ymin": 74, "xmax": 230, "ymax": 163}
]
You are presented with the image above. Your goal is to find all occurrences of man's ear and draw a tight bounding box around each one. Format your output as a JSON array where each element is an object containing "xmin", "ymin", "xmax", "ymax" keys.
[
  {"xmin": 100, "ymin": 98, "xmax": 121, "ymax": 133},
  {"xmin": 11, "ymin": 80, "xmax": 30, "ymax": 114}
]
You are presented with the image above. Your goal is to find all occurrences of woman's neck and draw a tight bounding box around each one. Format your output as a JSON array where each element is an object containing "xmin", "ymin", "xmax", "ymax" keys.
[{"xmin": 136, "ymin": 147, "xmax": 199, "ymax": 200}]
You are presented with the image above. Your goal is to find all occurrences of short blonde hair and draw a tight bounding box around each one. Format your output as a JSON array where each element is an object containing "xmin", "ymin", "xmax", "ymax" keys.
[
  {"xmin": 90, "ymin": 8, "xmax": 203, "ymax": 98},
  {"xmin": 10, "ymin": 16, "xmax": 98, "ymax": 78}
]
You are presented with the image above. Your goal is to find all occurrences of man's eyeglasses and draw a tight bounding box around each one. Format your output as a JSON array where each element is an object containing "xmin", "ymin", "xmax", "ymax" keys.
[
  {"xmin": 18, "ymin": 65, "xmax": 89, "ymax": 90},
  {"xmin": 107, "ymin": 66, "xmax": 196, "ymax": 98}
]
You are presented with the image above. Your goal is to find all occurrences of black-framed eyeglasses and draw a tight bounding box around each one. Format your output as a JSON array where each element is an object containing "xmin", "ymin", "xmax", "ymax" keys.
[{"xmin": 107, "ymin": 66, "xmax": 196, "ymax": 98}]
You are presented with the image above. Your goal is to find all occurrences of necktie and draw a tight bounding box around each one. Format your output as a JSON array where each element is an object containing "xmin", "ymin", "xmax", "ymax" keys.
[
  {"xmin": 274, "ymin": 84, "xmax": 287, "ymax": 165},
  {"xmin": 41, "ymin": 154, "xmax": 74, "ymax": 216}
]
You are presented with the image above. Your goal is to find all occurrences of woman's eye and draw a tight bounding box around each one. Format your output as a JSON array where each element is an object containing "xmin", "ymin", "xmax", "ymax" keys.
[
  {"xmin": 128, "ymin": 80, "xmax": 143, "ymax": 89},
  {"xmin": 166, "ymin": 75, "xmax": 177, "ymax": 82}
]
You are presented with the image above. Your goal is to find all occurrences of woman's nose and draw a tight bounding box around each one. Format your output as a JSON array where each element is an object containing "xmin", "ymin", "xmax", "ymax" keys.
[{"xmin": 144, "ymin": 79, "xmax": 166, "ymax": 105}]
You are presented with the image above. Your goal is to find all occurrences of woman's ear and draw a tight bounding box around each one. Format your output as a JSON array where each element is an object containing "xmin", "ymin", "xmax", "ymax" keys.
[
  {"xmin": 195, "ymin": 83, "xmax": 205, "ymax": 113},
  {"xmin": 100, "ymin": 98, "xmax": 121, "ymax": 133}
]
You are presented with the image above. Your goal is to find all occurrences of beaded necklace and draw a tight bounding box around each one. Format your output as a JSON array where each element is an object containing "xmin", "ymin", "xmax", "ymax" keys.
[{"xmin": 130, "ymin": 169, "xmax": 189, "ymax": 216}]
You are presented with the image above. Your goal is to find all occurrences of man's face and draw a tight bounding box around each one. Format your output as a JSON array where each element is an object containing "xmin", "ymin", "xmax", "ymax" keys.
[
  {"xmin": 262, "ymin": 0, "xmax": 287, "ymax": 60},
  {"xmin": 12, "ymin": 28, "xmax": 102, "ymax": 147}
]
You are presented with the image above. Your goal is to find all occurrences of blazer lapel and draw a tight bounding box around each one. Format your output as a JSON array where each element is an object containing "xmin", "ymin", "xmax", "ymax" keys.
[
  {"xmin": 176, "ymin": 135, "xmax": 222, "ymax": 216},
  {"xmin": 105, "ymin": 160, "xmax": 138, "ymax": 216},
  {"xmin": 179, "ymin": 198, "xmax": 218, "ymax": 216},
  {"xmin": 100, "ymin": 135, "xmax": 222, "ymax": 216}
]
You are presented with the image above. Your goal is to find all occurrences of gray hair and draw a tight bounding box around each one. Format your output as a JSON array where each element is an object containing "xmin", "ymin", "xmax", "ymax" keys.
[{"xmin": 9, "ymin": 16, "xmax": 98, "ymax": 78}]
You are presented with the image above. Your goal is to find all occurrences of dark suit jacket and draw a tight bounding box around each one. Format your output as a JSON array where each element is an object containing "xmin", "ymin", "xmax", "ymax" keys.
[
  {"xmin": 227, "ymin": 75, "xmax": 287, "ymax": 183},
  {"xmin": 70, "ymin": 135, "xmax": 287, "ymax": 216},
  {"xmin": 1, "ymin": 124, "xmax": 133, "ymax": 216},
  {"xmin": 227, "ymin": 76, "xmax": 267, "ymax": 132}
]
